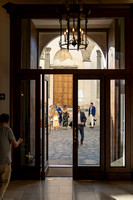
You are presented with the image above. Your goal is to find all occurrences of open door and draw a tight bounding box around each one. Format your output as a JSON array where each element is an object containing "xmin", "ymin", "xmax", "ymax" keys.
[
  {"xmin": 73, "ymin": 74, "xmax": 105, "ymax": 180},
  {"xmin": 40, "ymin": 74, "xmax": 49, "ymax": 180}
]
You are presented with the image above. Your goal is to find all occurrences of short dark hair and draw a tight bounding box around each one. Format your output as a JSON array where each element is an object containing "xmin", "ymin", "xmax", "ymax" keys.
[
  {"xmin": 90, "ymin": 102, "xmax": 93, "ymax": 105},
  {"xmin": 0, "ymin": 113, "xmax": 9, "ymax": 123}
]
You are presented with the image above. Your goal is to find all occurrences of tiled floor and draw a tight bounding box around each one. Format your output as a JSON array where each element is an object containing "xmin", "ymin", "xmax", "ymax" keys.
[
  {"xmin": 49, "ymin": 125, "xmax": 100, "ymax": 166},
  {"xmin": 3, "ymin": 177, "xmax": 133, "ymax": 200}
]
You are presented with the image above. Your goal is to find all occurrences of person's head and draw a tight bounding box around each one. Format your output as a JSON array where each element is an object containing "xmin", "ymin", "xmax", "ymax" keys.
[
  {"xmin": 90, "ymin": 102, "xmax": 93, "ymax": 107},
  {"xmin": 55, "ymin": 110, "xmax": 58, "ymax": 115},
  {"xmin": 0, "ymin": 113, "xmax": 9, "ymax": 124},
  {"xmin": 78, "ymin": 106, "xmax": 80, "ymax": 112},
  {"xmin": 63, "ymin": 105, "xmax": 67, "ymax": 110}
]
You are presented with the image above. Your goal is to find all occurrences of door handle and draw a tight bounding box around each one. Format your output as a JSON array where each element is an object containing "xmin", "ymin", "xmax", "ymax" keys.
[{"xmin": 74, "ymin": 127, "xmax": 76, "ymax": 142}]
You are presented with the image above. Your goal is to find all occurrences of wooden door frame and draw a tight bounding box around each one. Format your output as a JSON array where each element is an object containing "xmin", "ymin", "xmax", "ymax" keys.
[
  {"xmin": 73, "ymin": 74, "xmax": 105, "ymax": 180},
  {"xmin": 105, "ymin": 74, "xmax": 131, "ymax": 180},
  {"xmin": 12, "ymin": 73, "xmax": 41, "ymax": 180},
  {"xmin": 41, "ymin": 75, "xmax": 49, "ymax": 180},
  {"xmin": 3, "ymin": 2, "xmax": 133, "ymax": 180}
]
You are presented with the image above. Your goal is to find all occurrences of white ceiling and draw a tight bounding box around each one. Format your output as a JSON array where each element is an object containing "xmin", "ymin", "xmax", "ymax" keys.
[{"xmin": 32, "ymin": 18, "xmax": 114, "ymax": 29}]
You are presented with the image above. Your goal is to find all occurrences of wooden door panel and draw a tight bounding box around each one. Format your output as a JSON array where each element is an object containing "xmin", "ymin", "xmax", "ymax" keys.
[{"xmin": 53, "ymin": 74, "xmax": 73, "ymax": 108}]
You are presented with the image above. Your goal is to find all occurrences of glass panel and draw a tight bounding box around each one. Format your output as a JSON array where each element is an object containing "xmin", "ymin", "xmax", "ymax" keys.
[
  {"xmin": 40, "ymin": 76, "xmax": 48, "ymax": 166},
  {"xmin": 40, "ymin": 75, "xmax": 42, "ymax": 165},
  {"xmin": 110, "ymin": 80, "xmax": 125, "ymax": 167},
  {"xmin": 108, "ymin": 18, "xmax": 125, "ymax": 69},
  {"xmin": 21, "ymin": 19, "xmax": 37, "ymax": 69},
  {"xmin": 78, "ymin": 80, "xmax": 100, "ymax": 166},
  {"xmin": 20, "ymin": 80, "xmax": 36, "ymax": 166},
  {"xmin": 44, "ymin": 79, "xmax": 48, "ymax": 164},
  {"xmin": 36, "ymin": 17, "xmax": 125, "ymax": 70}
]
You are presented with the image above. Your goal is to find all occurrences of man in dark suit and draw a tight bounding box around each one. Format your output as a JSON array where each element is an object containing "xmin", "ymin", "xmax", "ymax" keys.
[
  {"xmin": 88, "ymin": 102, "xmax": 96, "ymax": 128},
  {"xmin": 78, "ymin": 106, "xmax": 86, "ymax": 145}
]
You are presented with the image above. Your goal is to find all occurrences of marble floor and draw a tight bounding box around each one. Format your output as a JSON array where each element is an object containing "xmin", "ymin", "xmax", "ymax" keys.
[{"xmin": 3, "ymin": 177, "xmax": 133, "ymax": 200}]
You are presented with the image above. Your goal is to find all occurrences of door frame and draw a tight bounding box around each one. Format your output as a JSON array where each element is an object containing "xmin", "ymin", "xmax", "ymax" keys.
[
  {"xmin": 14, "ymin": 71, "xmax": 131, "ymax": 180},
  {"xmin": 41, "ymin": 75, "xmax": 49, "ymax": 180},
  {"xmin": 73, "ymin": 73, "xmax": 105, "ymax": 180},
  {"xmin": 13, "ymin": 73, "xmax": 41, "ymax": 180},
  {"xmin": 3, "ymin": 2, "xmax": 133, "ymax": 180},
  {"xmin": 105, "ymin": 74, "xmax": 131, "ymax": 180}
]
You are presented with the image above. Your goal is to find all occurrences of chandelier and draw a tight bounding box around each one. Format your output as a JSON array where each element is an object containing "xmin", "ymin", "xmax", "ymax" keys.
[{"xmin": 59, "ymin": 0, "xmax": 90, "ymax": 51}]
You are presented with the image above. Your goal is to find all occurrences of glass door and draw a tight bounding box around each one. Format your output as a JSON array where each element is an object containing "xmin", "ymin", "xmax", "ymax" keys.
[
  {"xmin": 73, "ymin": 75, "xmax": 105, "ymax": 180},
  {"xmin": 105, "ymin": 76, "xmax": 130, "ymax": 180},
  {"xmin": 18, "ymin": 76, "xmax": 40, "ymax": 179},
  {"xmin": 40, "ymin": 75, "xmax": 49, "ymax": 180}
]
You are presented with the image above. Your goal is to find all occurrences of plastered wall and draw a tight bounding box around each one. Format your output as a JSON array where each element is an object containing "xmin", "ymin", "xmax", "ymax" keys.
[{"xmin": 0, "ymin": 6, "xmax": 10, "ymax": 114}]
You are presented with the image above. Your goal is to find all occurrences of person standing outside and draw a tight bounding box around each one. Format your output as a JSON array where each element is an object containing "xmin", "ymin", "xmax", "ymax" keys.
[
  {"xmin": 53, "ymin": 110, "xmax": 59, "ymax": 131},
  {"xmin": 56, "ymin": 102, "xmax": 63, "ymax": 127},
  {"xmin": 49, "ymin": 105, "xmax": 54, "ymax": 130},
  {"xmin": 62, "ymin": 105, "xmax": 69, "ymax": 129},
  {"xmin": 0, "ymin": 113, "xmax": 23, "ymax": 200},
  {"xmin": 78, "ymin": 106, "xmax": 86, "ymax": 145},
  {"xmin": 88, "ymin": 102, "xmax": 96, "ymax": 128}
]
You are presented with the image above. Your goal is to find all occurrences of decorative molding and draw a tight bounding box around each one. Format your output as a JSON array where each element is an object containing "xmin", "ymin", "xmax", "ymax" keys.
[
  {"xmin": 44, "ymin": 47, "xmax": 51, "ymax": 54},
  {"xmin": 50, "ymin": 65, "xmax": 77, "ymax": 69}
]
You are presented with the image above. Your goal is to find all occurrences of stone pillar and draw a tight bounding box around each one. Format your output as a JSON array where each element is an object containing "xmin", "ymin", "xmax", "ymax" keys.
[
  {"xmin": 96, "ymin": 50, "xmax": 101, "ymax": 69},
  {"xmin": 96, "ymin": 51, "xmax": 101, "ymax": 124},
  {"xmin": 45, "ymin": 47, "xmax": 51, "ymax": 69},
  {"xmin": 96, "ymin": 50, "xmax": 101, "ymax": 98},
  {"xmin": 39, "ymin": 50, "xmax": 45, "ymax": 69}
]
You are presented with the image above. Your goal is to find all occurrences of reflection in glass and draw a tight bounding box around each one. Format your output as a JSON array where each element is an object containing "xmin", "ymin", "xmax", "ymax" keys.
[
  {"xmin": 40, "ymin": 76, "xmax": 48, "ymax": 166},
  {"xmin": 40, "ymin": 75, "xmax": 42, "ymax": 164},
  {"xmin": 20, "ymin": 80, "xmax": 35, "ymax": 166},
  {"xmin": 78, "ymin": 80, "xmax": 100, "ymax": 166},
  {"xmin": 108, "ymin": 19, "xmax": 125, "ymax": 69},
  {"xmin": 44, "ymin": 80, "xmax": 48, "ymax": 164},
  {"xmin": 110, "ymin": 80, "xmax": 125, "ymax": 167},
  {"xmin": 21, "ymin": 19, "xmax": 37, "ymax": 69}
]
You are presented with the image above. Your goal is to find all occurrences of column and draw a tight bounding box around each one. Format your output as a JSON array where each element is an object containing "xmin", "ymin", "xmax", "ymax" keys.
[
  {"xmin": 45, "ymin": 47, "xmax": 51, "ymax": 69},
  {"xmin": 96, "ymin": 50, "xmax": 101, "ymax": 69}
]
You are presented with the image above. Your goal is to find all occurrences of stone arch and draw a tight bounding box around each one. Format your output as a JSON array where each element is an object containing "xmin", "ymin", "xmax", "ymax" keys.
[{"xmin": 40, "ymin": 35, "xmax": 106, "ymax": 69}]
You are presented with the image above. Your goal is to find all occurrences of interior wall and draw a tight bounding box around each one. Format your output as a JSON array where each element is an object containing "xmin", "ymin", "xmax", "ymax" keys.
[{"xmin": 0, "ymin": 6, "xmax": 10, "ymax": 114}]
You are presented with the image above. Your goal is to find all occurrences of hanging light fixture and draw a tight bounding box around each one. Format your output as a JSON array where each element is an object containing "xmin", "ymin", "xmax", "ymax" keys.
[{"xmin": 59, "ymin": 0, "xmax": 90, "ymax": 51}]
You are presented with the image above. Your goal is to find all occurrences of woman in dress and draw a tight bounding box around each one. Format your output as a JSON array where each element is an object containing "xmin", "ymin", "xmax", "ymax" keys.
[
  {"xmin": 53, "ymin": 110, "xmax": 59, "ymax": 130},
  {"xmin": 62, "ymin": 105, "xmax": 69, "ymax": 129},
  {"xmin": 49, "ymin": 105, "xmax": 54, "ymax": 130}
]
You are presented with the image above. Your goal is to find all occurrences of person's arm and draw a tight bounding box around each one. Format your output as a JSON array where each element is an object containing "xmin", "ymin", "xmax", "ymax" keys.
[
  {"xmin": 83, "ymin": 113, "xmax": 87, "ymax": 123},
  {"xmin": 12, "ymin": 138, "xmax": 23, "ymax": 148},
  {"xmin": 88, "ymin": 107, "xmax": 90, "ymax": 116},
  {"xmin": 93, "ymin": 106, "xmax": 96, "ymax": 116},
  {"xmin": 81, "ymin": 112, "xmax": 86, "ymax": 125}
]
